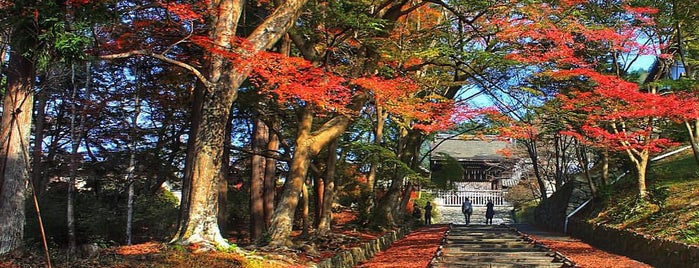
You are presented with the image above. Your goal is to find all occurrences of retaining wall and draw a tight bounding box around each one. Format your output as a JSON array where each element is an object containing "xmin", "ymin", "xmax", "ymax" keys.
[
  {"xmin": 568, "ymin": 220, "xmax": 699, "ymax": 268},
  {"xmin": 313, "ymin": 226, "xmax": 410, "ymax": 268}
]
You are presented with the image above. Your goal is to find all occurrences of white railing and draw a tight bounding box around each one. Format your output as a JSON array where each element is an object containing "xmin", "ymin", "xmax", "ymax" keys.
[{"xmin": 433, "ymin": 190, "xmax": 509, "ymax": 207}]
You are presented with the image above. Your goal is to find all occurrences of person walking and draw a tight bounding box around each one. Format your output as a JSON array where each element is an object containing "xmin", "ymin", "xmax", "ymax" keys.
[
  {"xmin": 461, "ymin": 198, "xmax": 473, "ymax": 225},
  {"xmin": 485, "ymin": 199, "xmax": 495, "ymax": 225},
  {"xmin": 424, "ymin": 202, "xmax": 433, "ymax": 225}
]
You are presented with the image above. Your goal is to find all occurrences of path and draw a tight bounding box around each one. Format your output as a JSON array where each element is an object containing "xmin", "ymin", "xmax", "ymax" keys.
[{"xmin": 430, "ymin": 224, "xmax": 573, "ymax": 267}]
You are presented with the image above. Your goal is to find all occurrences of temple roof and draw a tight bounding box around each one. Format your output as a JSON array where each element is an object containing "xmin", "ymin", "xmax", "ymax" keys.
[{"xmin": 430, "ymin": 135, "xmax": 513, "ymax": 161}]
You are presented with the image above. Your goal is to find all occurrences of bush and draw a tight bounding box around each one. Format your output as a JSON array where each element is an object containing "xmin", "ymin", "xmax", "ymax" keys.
[{"xmin": 25, "ymin": 183, "xmax": 179, "ymax": 248}]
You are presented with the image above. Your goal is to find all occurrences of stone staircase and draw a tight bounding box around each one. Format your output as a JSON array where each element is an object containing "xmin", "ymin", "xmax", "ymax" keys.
[{"xmin": 430, "ymin": 225, "xmax": 574, "ymax": 268}]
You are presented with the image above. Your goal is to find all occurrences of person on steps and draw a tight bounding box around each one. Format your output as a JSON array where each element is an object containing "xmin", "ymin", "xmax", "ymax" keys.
[
  {"xmin": 461, "ymin": 198, "xmax": 473, "ymax": 225},
  {"xmin": 485, "ymin": 199, "xmax": 495, "ymax": 225},
  {"xmin": 424, "ymin": 202, "xmax": 433, "ymax": 225}
]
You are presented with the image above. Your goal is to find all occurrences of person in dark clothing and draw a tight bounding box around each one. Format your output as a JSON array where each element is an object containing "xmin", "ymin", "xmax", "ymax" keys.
[
  {"xmin": 412, "ymin": 203, "xmax": 421, "ymax": 219},
  {"xmin": 485, "ymin": 199, "xmax": 495, "ymax": 224},
  {"xmin": 461, "ymin": 198, "xmax": 473, "ymax": 225},
  {"xmin": 424, "ymin": 202, "xmax": 433, "ymax": 225}
]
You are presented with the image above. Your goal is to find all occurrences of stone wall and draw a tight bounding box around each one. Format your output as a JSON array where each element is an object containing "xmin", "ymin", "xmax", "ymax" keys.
[
  {"xmin": 313, "ymin": 226, "xmax": 410, "ymax": 268},
  {"xmin": 568, "ymin": 220, "xmax": 699, "ymax": 268},
  {"xmin": 534, "ymin": 177, "xmax": 593, "ymax": 232}
]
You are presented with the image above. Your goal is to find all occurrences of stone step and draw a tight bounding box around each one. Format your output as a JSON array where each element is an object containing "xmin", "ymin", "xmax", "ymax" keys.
[
  {"xmin": 440, "ymin": 253, "xmax": 556, "ymax": 261},
  {"xmin": 444, "ymin": 243, "xmax": 537, "ymax": 249},
  {"xmin": 433, "ymin": 261, "xmax": 565, "ymax": 268},
  {"xmin": 447, "ymin": 234, "xmax": 525, "ymax": 241},
  {"xmin": 438, "ymin": 257, "xmax": 561, "ymax": 265},
  {"xmin": 432, "ymin": 224, "xmax": 570, "ymax": 268},
  {"xmin": 444, "ymin": 247, "xmax": 544, "ymax": 253},
  {"xmin": 441, "ymin": 251, "xmax": 556, "ymax": 257},
  {"xmin": 445, "ymin": 239, "xmax": 529, "ymax": 244}
]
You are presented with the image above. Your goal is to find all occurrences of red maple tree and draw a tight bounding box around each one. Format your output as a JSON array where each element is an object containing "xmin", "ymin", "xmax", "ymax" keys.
[{"xmin": 490, "ymin": 0, "xmax": 694, "ymax": 198}]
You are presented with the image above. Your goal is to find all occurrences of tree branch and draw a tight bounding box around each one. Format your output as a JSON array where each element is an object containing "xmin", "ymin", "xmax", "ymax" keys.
[{"xmin": 100, "ymin": 50, "xmax": 212, "ymax": 88}]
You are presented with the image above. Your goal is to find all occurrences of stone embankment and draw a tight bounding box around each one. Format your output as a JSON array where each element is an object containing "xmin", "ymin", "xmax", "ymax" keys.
[{"xmin": 313, "ymin": 226, "xmax": 410, "ymax": 268}]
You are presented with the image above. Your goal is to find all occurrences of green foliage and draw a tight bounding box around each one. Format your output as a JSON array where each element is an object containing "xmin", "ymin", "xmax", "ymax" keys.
[
  {"xmin": 25, "ymin": 184, "xmax": 179, "ymax": 248},
  {"xmin": 648, "ymin": 185, "xmax": 669, "ymax": 211},
  {"xmin": 430, "ymin": 153, "xmax": 464, "ymax": 189},
  {"xmin": 513, "ymin": 200, "xmax": 538, "ymax": 224},
  {"xmin": 608, "ymin": 198, "xmax": 655, "ymax": 223},
  {"xmin": 216, "ymin": 243, "xmax": 238, "ymax": 253},
  {"xmin": 503, "ymin": 180, "xmax": 539, "ymax": 209}
]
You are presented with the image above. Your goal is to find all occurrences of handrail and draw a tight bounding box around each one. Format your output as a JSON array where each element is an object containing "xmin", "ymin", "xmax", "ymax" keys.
[
  {"xmin": 564, "ymin": 172, "xmax": 626, "ymax": 234},
  {"xmin": 651, "ymin": 145, "xmax": 691, "ymax": 161},
  {"xmin": 564, "ymin": 198, "xmax": 591, "ymax": 234}
]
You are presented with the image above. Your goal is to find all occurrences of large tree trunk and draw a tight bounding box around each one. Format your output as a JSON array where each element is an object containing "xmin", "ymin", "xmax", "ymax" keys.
[
  {"xmin": 264, "ymin": 120, "xmax": 279, "ymax": 229},
  {"xmin": 250, "ymin": 117, "xmax": 268, "ymax": 241},
  {"xmin": 267, "ymin": 108, "xmax": 352, "ymax": 246},
  {"xmin": 372, "ymin": 128, "xmax": 421, "ymax": 226},
  {"xmin": 171, "ymin": 0, "xmax": 308, "ymax": 248},
  {"xmin": 316, "ymin": 138, "xmax": 338, "ymax": 234},
  {"xmin": 0, "ymin": 38, "xmax": 34, "ymax": 255},
  {"xmin": 218, "ymin": 103, "xmax": 235, "ymax": 235}
]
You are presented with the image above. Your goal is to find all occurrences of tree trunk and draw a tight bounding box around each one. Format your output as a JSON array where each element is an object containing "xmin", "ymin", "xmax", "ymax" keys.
[
  {"xmin": 577, "ymin": 145, "xmax": 597, "ymax": 198},
  {"xmin": 267, "ymin": 108, "xmax": 352, "ymax": 246},
  {"xmin": 685, "ymin": 120, "xmax": 699, "ymax": 165},
  {"xmin": 601, "ymin": 149, "xmax": 609, "ymax": 185},
  {"xmin": 250, "ymin": 117, "xmax": 268, "ymax": 241},
  {"xmin": 264, "ymin": 120, "xmax": 279, "ymax": 229},
  {"xmin": 313, "ymin": 173, "xmax": 324, "ymax": 228},
  {"xmin": 32, "ymin": 87, "xmax": 49, "ymax": 194},
  {"xmin": 125, "ymin": 88, "xmax": 140, "ymax": 245},
  {"xmin": 372, "ymin": 128, "xmax": 420, "ymax": 227},
  {"xmin": 317, "ymin": 138, "xmax": 338, "ymax": 234},
  {"xmin": 218, "ymin": 104, "xmax": 235, "ymax": 235},
  {"xmin": 171, "ymin": 0, "xmax": 309, "ymax": 248},
  {"xmin": 68, "ymin": 62, "xmax": 90, "ymax": 256},
  {"xmin": 363, "ymin": 106, "xmax": 387, "ymax": 220},
  {"xmin": 301, "ymin": 181, "xmax": 310, "ymax": 237},
  {"xmin": 525, "ymin": 140, "xmax": 547, "ymax": 200},
  {"xmin": 635, "ymin": 152, "xmax": 650, "ymax": 199},
  {"xmin": 554, "ymin": 134, "xmax": 563, "ymax": 190},
  {"xmin": 0, "ymin": 38, "xmax": 34, "ymax": 255},
  {"xmin": 372, "ymin": 176, "xmax": 402, "ymax": 227}
]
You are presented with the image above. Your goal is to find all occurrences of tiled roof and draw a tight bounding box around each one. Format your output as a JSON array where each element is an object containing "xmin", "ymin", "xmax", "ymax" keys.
[{"xmin": 431, "ymin": 135, "xmax": 511, "ymax": 161}]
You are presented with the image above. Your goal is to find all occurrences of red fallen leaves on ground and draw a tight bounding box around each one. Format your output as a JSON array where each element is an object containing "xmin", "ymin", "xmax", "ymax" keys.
[
  {"xmin": 534, "ymin": 238, "xmax": 651, "ymax": 268},
  {"xmin": 355, "ymin": 225, "xmax": 449, "ymax": 268},
  {"xmin": 114, "ymin": 242, "xmax": 166, "ymax": 255},
  {"xmin": 355, "ymin": 225, "xmax": 651, "ymax": 268}
]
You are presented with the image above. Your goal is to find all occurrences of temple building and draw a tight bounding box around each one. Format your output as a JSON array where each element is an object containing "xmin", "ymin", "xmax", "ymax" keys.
[{"xmin": 430, "ymin": 134, "xmax": 525, "ymax": 206}]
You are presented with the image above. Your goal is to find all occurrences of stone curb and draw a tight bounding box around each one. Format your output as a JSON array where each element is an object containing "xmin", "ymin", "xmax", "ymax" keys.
[{"xmin": 312, "ymin": 225, "xmax": 411, "ymax": 268}]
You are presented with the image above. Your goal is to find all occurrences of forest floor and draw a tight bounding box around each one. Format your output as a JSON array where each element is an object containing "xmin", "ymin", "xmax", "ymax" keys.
[{"xmin": 0, "ymin": 209, "xmax": 650, "ymax": 268}]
